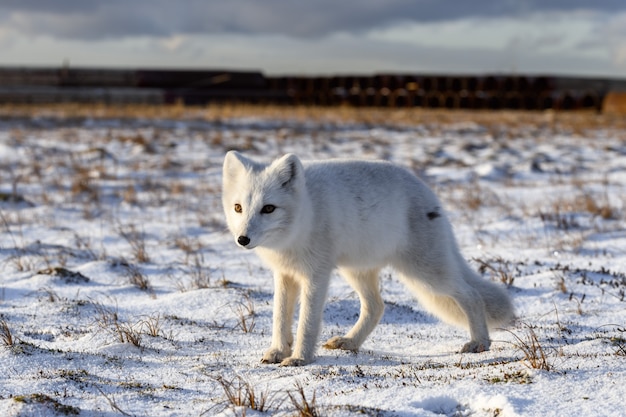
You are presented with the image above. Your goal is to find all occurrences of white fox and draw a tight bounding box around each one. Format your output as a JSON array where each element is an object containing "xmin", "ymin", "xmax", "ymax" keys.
[{"xmin": 222, "ymin": 151, "xmax": 514, "ymax": 366}]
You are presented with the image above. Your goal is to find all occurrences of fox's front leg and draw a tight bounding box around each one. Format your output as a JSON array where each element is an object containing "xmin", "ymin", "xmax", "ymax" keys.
[
  {"xmin": 280, "ymin": 273, "xmax": 331, "ymax": 366},
  {"xmin": 261, "ymin": 272, "xmax": 299, "ymax": 364}
]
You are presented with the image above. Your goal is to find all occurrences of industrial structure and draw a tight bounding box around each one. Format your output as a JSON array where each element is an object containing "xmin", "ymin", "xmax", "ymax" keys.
[{"xmin": 1, "ymin": 66, "xmax": 624, "ymax": 110}]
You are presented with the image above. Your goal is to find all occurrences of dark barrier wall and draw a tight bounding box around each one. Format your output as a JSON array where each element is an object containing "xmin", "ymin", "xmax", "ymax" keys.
[{"xmin": 0, "ymin": 67, "xmax": 623, "ymax": 110}]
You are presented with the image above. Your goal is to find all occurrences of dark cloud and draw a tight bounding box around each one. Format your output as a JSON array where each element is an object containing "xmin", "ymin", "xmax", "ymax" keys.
[
  {"xmin": 1, "ymin": 0, "xmax": 625, "ymax": 40},
  {"xmin": 0, "ymin": 0, "xmax": 98, "ymax": 14}
]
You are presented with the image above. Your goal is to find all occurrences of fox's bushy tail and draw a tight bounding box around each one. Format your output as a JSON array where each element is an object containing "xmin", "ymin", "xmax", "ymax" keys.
[
  {"xmin": 408, "ymin": 262, "xmax": 514, "ymax": 330},
  {"xmin": 464, "ymin": 266, "xmax": 515, "ymax": 328}
]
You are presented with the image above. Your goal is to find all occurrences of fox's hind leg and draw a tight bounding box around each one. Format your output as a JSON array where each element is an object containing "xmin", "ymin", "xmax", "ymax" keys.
[
  {"xmin": 398, "ymin": 263, "xmax": 492, "ymax": 353},
  {"xmin": 324, "ymin": 268, "xmax": 384, "ymax": 351},
  {"xmin": 447, "ymin": 283, "xmax": 491, "ymax": 353}
]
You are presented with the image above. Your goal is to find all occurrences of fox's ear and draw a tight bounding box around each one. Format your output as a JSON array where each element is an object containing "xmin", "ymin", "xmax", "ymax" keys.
[
  {"xmin": 271, "ymin": 153, "xmax": 302, "ymax": 188},
  {"xmin": 223, "ymin": 151, "xmax": 252, "ymax": 185}
]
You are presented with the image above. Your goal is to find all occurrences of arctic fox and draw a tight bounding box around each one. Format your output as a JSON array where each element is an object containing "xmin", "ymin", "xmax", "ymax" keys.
[{"xmin": 222, "ymin": 151, "xmax": 514, "ymax": 366}]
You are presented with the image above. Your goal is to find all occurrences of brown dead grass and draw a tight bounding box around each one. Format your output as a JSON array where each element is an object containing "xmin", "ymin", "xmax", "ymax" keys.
[
  {"xmin": 1, "ymin": 103, "xmax": 625, "ymax": 131},
  {"xmin": 602, "ymin": 92, "xmax": 626, "ymax": 115}
]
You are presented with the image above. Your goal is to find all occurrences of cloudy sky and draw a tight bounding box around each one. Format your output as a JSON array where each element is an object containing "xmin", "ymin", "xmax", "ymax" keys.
[{"xmin": 1, "ymin": 1, "xmax": 625, "ymax": 77}]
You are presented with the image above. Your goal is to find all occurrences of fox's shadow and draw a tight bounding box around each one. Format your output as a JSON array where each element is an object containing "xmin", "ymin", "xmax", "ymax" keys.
[{"xmin": 324, "ymin": 298, "xmax": 438, "ymax": 327}]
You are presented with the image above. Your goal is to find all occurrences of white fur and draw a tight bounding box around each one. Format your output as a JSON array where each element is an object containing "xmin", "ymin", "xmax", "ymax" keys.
[{"xmin": 222, "ymin": 151, "xmax": 514, "ymax": 366}]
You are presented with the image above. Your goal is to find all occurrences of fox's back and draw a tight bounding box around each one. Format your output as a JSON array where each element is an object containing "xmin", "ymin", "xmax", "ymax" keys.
[
  {"xmin": 300, "ymin": 160, "xmax": 446, "ymax": 268},
  {"xmin": 302, "ymin": 159, "xmax": 436, "ymax": 217}
]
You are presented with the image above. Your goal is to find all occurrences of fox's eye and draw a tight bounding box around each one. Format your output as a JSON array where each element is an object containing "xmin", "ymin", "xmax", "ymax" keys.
[
  {"xmin": 234, "ymin": 204, "xmax": 242, "ymax": 213},
  {"xmin": 260, "ymin": 205, "xmax": 276, "ymax": 214}
]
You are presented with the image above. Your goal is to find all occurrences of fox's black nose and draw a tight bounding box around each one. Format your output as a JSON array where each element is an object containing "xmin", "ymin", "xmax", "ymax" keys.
[{"xmin": 237, "ymin": 236, "xmax": 251, "ymax": 246}]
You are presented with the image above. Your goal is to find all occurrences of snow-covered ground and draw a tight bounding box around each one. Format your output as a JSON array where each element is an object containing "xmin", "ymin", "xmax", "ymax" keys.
[{"xmin": 0, "ymin": 110, "xmax": 625, "ymax": 416}]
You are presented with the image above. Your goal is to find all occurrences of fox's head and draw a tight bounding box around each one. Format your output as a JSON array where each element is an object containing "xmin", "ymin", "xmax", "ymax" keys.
[{"xmin": 222, "ymin": 151, "xmax": 307, "ymax": 250}]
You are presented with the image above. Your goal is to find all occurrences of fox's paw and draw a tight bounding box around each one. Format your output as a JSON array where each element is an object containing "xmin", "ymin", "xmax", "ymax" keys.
[
  {"xmin": 261, "ymin": 347, "xmax": 289, "ymax": 364},
  {"xmin": 323, "ymin": 336, "xmax": 359, "ymax": 352},
  {"xmin": 460, "ymin": 340, "xmax": 490, "ymax": 353},
  {"xmin": 279, "ymin": 356, "xmax": 308, "ymax": 367}
]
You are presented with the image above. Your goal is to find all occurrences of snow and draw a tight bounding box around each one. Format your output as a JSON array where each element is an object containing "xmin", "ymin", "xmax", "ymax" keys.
[{"xmin": 0, "ymin": 111, "xmax": 625, "ymax": 416}]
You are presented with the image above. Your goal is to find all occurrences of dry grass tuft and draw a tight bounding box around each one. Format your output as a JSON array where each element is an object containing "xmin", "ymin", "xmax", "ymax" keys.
[
  {"xmin": 118, "ymin": 224, "xmax": 150, "ymax": 263},
  {"xmin": 232, "ymin": 296, "xmax": 256, "ymax": 334},
  {"xmin": 188, "ymin": 253, "xmax": 211, "ymax": 290},
  {"xmin": 600, "ymin": 326, "xmax": 626, "ymax": 357},
  {"xmin": 212, "ymin": 374, "xmax": 276, "ymax": 414},
  {"xmin": 540, "ymin": 188, "xmax": 619, "ymax": 231},
  {"xmin": 473, "ymin": 256, "xmax": 518, "ymax": 286},
  {"xmin": 288, "ymin": 381, "xmax": 321, "ymax": 417},
  {"xmin": 13, "ymin": 393, "xmax": 80, "ymax": 416},
  {"xmin": 93, "ymin": 301, "xmax": 143, "ymax": 347},
  {"xmin": 0, "ymin": 318, "xmax": 15, "ymax": 347},
  {"xmin": 123, "ymin": 262, "xmax": 152, "ymax": 293},
  {"xmin": 508, "ymin": 324, "xmax": 552, "ymax": 371},
  {"xmin": 140, "ymin": 314, "xmax": 163, "ymax": 338}
]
